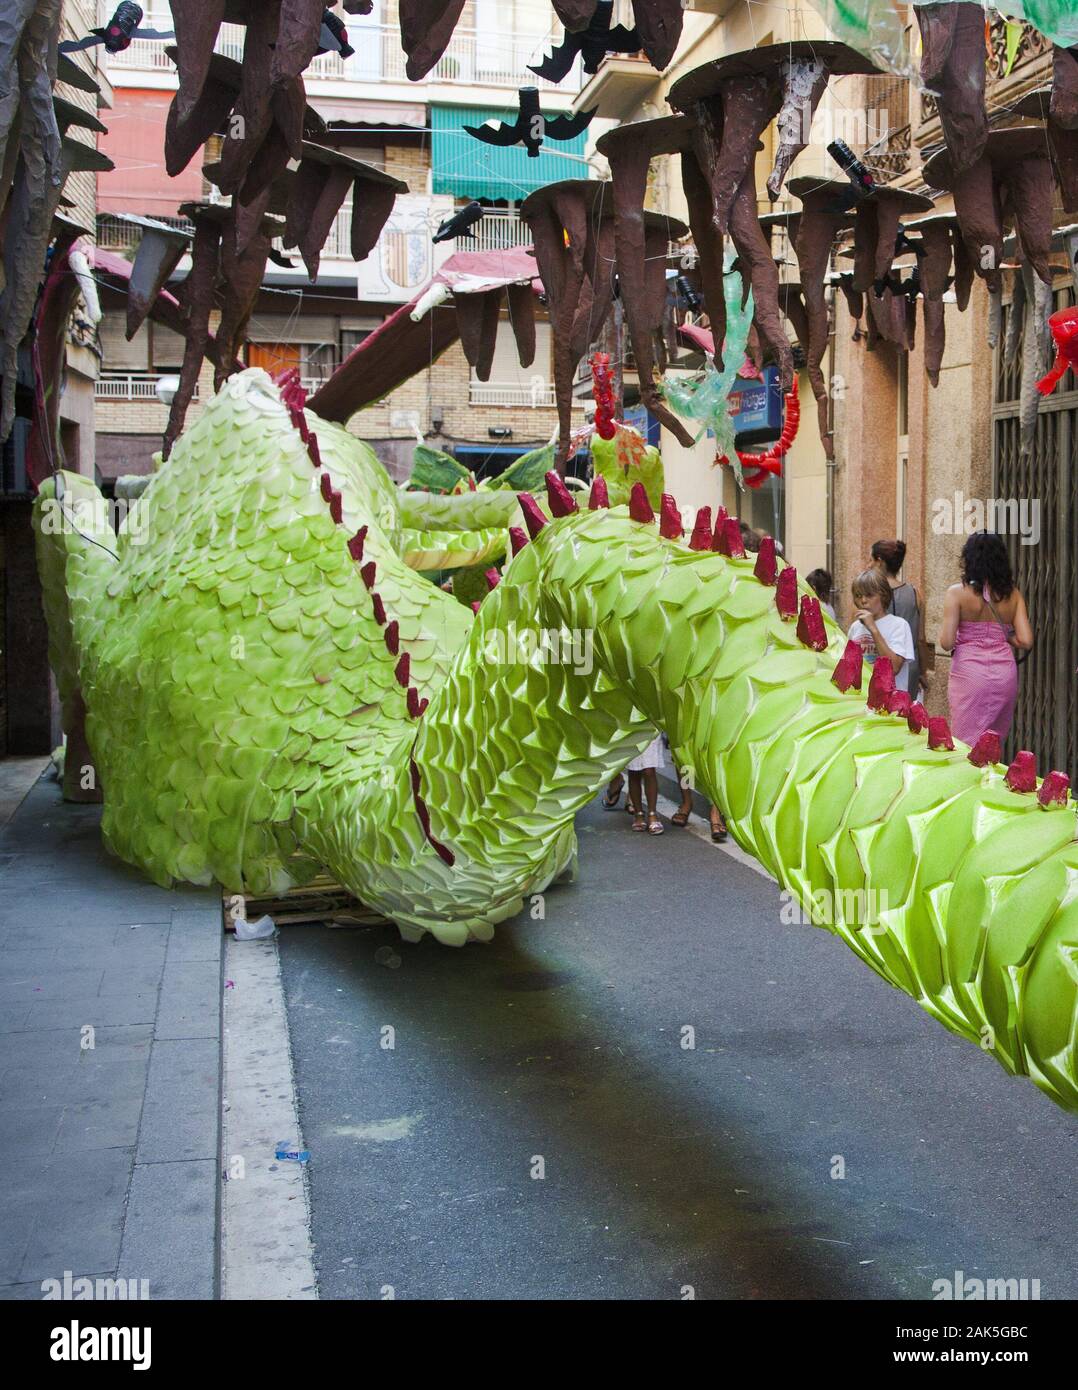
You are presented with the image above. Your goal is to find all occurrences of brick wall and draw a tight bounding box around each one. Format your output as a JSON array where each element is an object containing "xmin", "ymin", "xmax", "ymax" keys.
[
  {"xmin": 346, "ymin": 338, "xmax": 581, "ymax": 452},
  {"xmin": 384, "ymin": 142, "xmax": 430, "ymax": 190}
]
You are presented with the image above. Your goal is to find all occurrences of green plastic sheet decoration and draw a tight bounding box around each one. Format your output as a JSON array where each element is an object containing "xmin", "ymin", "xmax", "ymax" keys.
[
  {"xmin": 406, "ymin": 444, "xmax": 474, "ymax": 494},
  {"xmin": 804, "ymin": 1, "xmax": 1078, "ymax": 77},
  {"xmin": 589, "ymin": 427, "xmax": 664, "ymax": 510},
  {"xmin": 660, "ymin": 262, "xmax": 755, "ymax": 487},
  {"xmin": 32, "ymin": 367, "xmax": 1078, "ymax": 1113},
  {"xmin": 405, "ymin": 441, "xmax": 556, "ymax": 498}
]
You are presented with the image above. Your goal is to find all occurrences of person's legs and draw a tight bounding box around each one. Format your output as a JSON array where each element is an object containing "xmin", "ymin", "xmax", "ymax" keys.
[
  {"xmin": 643, "ymin": 769, "xmax": 663, "ymax": 834},
  {"xmin": 627, "ymin": 770, "xmax": 644, "ymax": 825},
  {"xmin": 672, "ymin": 766, "xmax": 693, "ymax": 825},
  {"xmin": 602, "ymin": 773, "xmax": 624, "ymax": 809},
  {"xmin": 709, "ymin": 802, "xmax": 727, "ymax": 842}
]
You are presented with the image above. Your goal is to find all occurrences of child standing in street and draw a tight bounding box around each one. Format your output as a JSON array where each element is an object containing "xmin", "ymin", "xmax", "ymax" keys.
[{"xmin": 848, "ymin": 568, "xmax": 915, "ymax": 693}]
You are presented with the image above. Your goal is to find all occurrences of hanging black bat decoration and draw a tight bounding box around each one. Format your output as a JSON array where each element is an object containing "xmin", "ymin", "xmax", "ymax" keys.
[
  {"xmin": 433, "ymin": 201, "xmax": 484, "ymax": 244},
  {"xmin": 893, "ymin": 230, "xmax": 926, "ymax": 260},
  {"xmin": 318, "ymin": 9, "xmax": 355, "ymax": 58},
  {"xmin": 464, "ymin": 88, "xmax": 596, "ymax": 159},
  {"xmin": 878, "ymin": 266, "xmax": 922, "ymax": 302},
  {"xmin": 827, "ymin": 139, "xmax": 876, "ymax": 200},
  {"xmin": 529, "ymin": 0, "xmax": 640, "ymax": 84},
  {"xmin": 60, "ymin": 2, "xmax": 173, "ymax": 54}
]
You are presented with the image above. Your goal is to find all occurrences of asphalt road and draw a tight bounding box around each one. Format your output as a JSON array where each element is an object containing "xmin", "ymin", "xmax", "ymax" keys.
[{"xmin": 279, "ymin": 798, "xmax": 1078, "ymax": 1301}]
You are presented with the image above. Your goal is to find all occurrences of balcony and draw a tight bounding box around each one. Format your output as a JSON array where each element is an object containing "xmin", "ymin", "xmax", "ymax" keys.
[
  {"xmin": 571, "ymin": 54, "xmax": 659, "ymax": 122},
  {"xmin": 469, "ymin": 381, "xmax": 559, "ymax": 408},
  {"xmin": 104, "ymin": 22, "xmax": 582, "ymax": 97},
  {"xmin": 97, "ymin": 213, "xmax": 193, "ymax": 251},
  {"xmin": 96, "ymin": 374, "xmax": 198, "ymax": 401},
  {"xmin": 455, "ymin": 210, "xmax": 530, "ymax": 255}
]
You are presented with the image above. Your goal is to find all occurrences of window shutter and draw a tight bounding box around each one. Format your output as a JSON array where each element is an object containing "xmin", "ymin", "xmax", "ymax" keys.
[{"xmin": 99, "ymin": 312, "xmax": 150, "ymax": 372}]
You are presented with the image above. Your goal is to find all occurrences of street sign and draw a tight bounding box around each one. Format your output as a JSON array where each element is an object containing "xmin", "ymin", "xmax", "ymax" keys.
[{"xmin": 729, "ymin": 364, "xmax": 783, "ymax": 448}]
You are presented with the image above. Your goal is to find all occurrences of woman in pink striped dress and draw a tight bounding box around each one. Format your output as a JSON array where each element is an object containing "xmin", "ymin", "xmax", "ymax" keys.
[{"xmin": 939, "ymin": 533, "xmax": 1033, "ymax": 747}]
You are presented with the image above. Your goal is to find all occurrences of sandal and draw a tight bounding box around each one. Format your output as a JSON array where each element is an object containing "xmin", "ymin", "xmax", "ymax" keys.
[
  {"xmin": 625, "ymin": 798, "xmax": 639, "ymax": 818},
  {"xmin": 631, "ymin": 812, "xmax": 647, "ymax": 832},
  {"xmin": 670, "ymin": 801, "xmax": 692, "ymax": 827},
  {"xmin": 710, "ymin": 809, "xmax": 727, "ymax": 843},
  {"xmin": 647, "ymin": 812, "xmax": 664, "ymax": 835},
  {"xmin": 602, "ymin": 775, "xmax": 623, "ymax": 810}
]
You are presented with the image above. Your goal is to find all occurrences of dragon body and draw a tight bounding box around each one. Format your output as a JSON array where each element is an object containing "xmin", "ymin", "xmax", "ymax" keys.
[{"xmin": 33, "ymin": 369, "xmax": 1078, "ymax": 1112}]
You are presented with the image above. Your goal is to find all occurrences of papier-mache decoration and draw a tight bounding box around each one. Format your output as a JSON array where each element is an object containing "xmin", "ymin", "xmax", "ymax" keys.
[
  {"xmin": 0, "ymin": 4, "xmax": 117, "ymax": 444},
  {"xmin": 59, "ymin": 2, "xmax": 173, "ymax": 54},
  {"xmin": 803, "ymin": 0, "xmax": 1078, "ymax": 76},
  {"xmin": 30, "ymin": 366, "xmax": 1078, "ymax": 1112},
  {"xmin": 464, "ymin": 87, "xmax": 596, "ymax": 159},
  {"xmin": 521, "ymin": 180, "xmax": 687, "ymax": 465},
  {"xmin": 732, "ymin": 377, "xmax": 801, "ymax": 490},
  {"xmin": 590, "ymin": 352, "xmax": 618, "ymax": 440},
  {"xmin": 1038, "ymin": 306, "xmax": 1078, "ymax": 395},
  {"xmin": 529, "ymin": 0, "xmax": 641, "ymax": 82},
  {"xmin": 660, "ymin": 261, "xmax": 755, "ymax": 483}
]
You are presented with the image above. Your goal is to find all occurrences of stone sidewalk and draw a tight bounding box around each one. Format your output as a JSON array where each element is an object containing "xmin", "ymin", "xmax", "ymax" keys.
[{"xmin": 0, "ymin": 769, "xmax": 223, "ymax": 1300}]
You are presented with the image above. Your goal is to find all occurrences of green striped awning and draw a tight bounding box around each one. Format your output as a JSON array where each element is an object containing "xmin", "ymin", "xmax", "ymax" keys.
[{"xmin": 430, "ymin": 103, "xmax": 589, "ymax": 202}]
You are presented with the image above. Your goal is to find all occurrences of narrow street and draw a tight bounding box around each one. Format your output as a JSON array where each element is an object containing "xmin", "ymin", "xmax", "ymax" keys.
[{"xmin": 276, "ymin": 795, "xmax": 1078, "ymax": 1301}]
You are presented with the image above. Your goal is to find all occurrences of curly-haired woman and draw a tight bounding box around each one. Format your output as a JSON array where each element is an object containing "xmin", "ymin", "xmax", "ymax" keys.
[{"xmin": 939, "ymin": 532, "xmax": 1033, "ymax": 747}]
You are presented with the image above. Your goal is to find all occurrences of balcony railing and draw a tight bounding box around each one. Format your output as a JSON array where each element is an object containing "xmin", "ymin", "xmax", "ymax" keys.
[
  {"xmin": 97, "ymin": 214, "xmax": 194, "ymax": 251},
  {"xmin": 105, "ymin": 22, "xmax": 580, "ymax": 93},
  {"xmin": 95, "ymin": 374, "xmax": 197, "ymax": 401},
  {"xmin": 456, "ymin": 210, "xmax": 530, "ymax": 254},
  {"xmin": 469, "ymin": 381, "xmax": 558, "ymax": 408}
]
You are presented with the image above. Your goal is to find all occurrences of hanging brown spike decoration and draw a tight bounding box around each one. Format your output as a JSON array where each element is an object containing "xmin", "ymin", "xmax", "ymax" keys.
[
  {"xmin": 788, "ymin": 178, "xmax": 859, "ymax": 459},
  {"xmin": 522, "ymin": 179, "xmax": 688, "ymax": 466},
  {"xmin": 214, "ymin": 4, "xmax": 279, "ymax": 196},
  {"xmin": 506, "ymin": 281, "xmax": 536, "ymax": 369},
  {"xmin": 167, "ymin": 0, "xmax": 228, "ymax": 126},
  {"xmin": 550, "ymin": 0, "xmax": 598, "ymax": 30},
  {"xmin": 906, "ymin": 213, "xmax": 960, "ymax": 388},
  {"xmin": 286, "ymin": 159, "xmax": 352, "ymax": 280},
  {"xmin": 398, "ymin": 0, "xmax": 468, "ymax": 82},
  {"xmin": 570, "ymin": 217, "xmax": 617, "ymax": 365},
  {"xmin": 522, "ymin": 181, "xmax": 605, "ymax": 468},
  {"xmin": 924, "ymin": 129, "xmax": 1057, "ymax": 294},
  {"xmin": 595, "ymin": 116, "xmax": 697, "ymax": 444},
  {"xmin": 850, "ymin": 187, "xmax": 934, "ymax": 295},
  {"xmin": 630, "ymin": 0, "xmax": 684, "ymax": 72},
  {"xmin": 1013, "ymin": 86, "xmax": 1078, "ymax": 216},
  {"xmin": 914, "ymin": 1, "xmax": 989, "ymax": 177},
  {"xmin": 678, "ymin": 145, "xmax": 728, "ymax": 369},
  {"xmin": 164, "ymin": 48, "xmax": 326, "ymax": 183},
  {"xmin": 164, "ymin": 48, "xmax": 242, "ymax": 178},
  {"xmin": 1051, "ymin": 44, "xmax": 1078, "ymax": 129},
  {"xmin": 730, "ymin": 170, "xmax": 794, "ymax": 392},
  {"xmin": 215, "ymin": 230, "xmax": 277, "ymax": 390},
  {"xmin": 668, "ymin": 43, "xmax": 879, "ymax": 240},
  {"xmin": 282, "ymin": 145, "xmax": 407, "ymax": 281},
  {"xmin": 164, "ymin": 211, "xmax": 223, "ymax": 460},
  {"xmin": 270, "ymin": 0, "xmax": 327, "ymax": 159},
  {"xmin": 455, "ymin": 288, "xmax": 503, "ymax": 382}
]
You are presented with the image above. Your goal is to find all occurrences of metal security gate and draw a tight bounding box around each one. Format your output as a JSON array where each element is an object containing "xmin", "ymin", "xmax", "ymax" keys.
[{"xmin": 993, "ymin": 282, "xmax": 1078, "ymax": 780}]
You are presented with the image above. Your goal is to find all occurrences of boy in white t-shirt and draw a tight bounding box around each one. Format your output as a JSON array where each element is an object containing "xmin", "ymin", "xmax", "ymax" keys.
[{"xmin": 848, "ymin": 568, "xmax": 915, "ymax": 693}]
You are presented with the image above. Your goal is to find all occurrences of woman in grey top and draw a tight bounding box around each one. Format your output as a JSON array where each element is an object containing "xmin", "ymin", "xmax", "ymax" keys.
[{"xmin": 871, "ymin": 539, "xmax": 928, "ymax": 702}]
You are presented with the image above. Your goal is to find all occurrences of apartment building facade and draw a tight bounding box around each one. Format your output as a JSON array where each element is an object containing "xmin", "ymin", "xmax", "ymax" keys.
[{"xmin": 94, "ymin": 0, "xmax": 591, "ymax": 484}]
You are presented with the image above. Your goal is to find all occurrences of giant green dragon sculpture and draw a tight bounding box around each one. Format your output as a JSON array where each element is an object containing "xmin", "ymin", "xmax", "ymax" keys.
[{"xmin": 33, "ymin": 368, "xmax": 1078, "ymax": 1113}]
